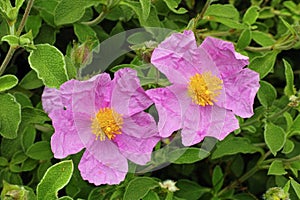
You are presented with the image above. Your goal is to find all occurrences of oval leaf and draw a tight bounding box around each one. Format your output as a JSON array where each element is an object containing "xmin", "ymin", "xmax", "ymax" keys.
[
  {"xmin": 0, "ymin": 74, "xmax": 18, "ymax": 92},
  {"xmin": 283, "ymin": 59, "xmax": 295, "ymax": 96},
  {"xmin": 248, "ymin": 51, "xmax": 279, "ymax": 79},
  {"xmin": 212, "ymin": 136, "xmax": 262, "ymax": 159},
  {"xmin": 257, "ymin": 80, "xmax": 277, "ymax": 108},
  {"xmin": 169, "ymin": 148, "xmax": 210, "ymax": 164},
  {"xmin": 243, "ymin": 6, "xmax": 259, "ymax": 25},
  {"xmin": 26, "ymin": 141, "xmax": 53, "ymax": 160},
  {"xmin": 28, "ymin": 44, "xmax": 68, "ymax": 88},
  {"xmin": 37, "ymin": 160, "xmax": 74, "ymax": 200},
  {"xmin": 124, "ymin": 177, "xmax": 159, "ymax": 200},
  {"xmin": 19, "ymin": 70, "xmax": 44, "ymax": 90},
  {"xmin": 54, "ymin": 0, "xmax": 96, "ymax": 25},
  {"xmin": 264, "ymin": 123, "xmax": 286, "ymax": 156},
  {"xmin": 0, "ymin": 93, "xmax": 21, "ymax": 139}
]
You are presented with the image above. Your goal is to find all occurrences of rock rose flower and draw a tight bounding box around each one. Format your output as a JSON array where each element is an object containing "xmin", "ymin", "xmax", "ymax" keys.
[
  {"xmin": 147, "ymin": 30, "xmax": 260, "ymax": 146},
  {"xmin": 42, "ymin": 68, "xmax": 160, "ymax": 185}
]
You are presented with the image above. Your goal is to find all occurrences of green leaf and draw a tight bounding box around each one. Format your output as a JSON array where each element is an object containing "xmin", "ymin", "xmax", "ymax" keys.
[
  {"xmin": 162, "ymin": 0, "xmax": 187, "ymax": 14},
  {"xmin": 237, "ymin": 29, "xmax": 252, "ymax": 49},
  {"xmin": 252, "ymin": 31, "xmax": 275, "ymax": 46},
  {"xmin": 264, "ymin": 123, "xmax": 286, "ymax": 156},
  {"xmin": 28, "ymin": 44, "xmax": 68, "ymax": 88},
  {"xmin": 21, "ymin": 107, "xmax": 50, "ymax": 125},
  {"xmin": 37, "ymin": 160, "xmax": 74, "ymax": 200},
  {"xmin": 283, "ymin": 59, "xmax": 295, "ymax": 97},
  {"xmin": 1, "ymin": 35, "xmax": 19, "ymax": 46},
  {"xmin": 279, "ymin": 17, "xmax": 297, "ymax": 36},
  {"xmin": 243, "ymin": 6, "xmax": 259, "ymax": 25},
  {"xmin": 248, "ymin": 51, "xmax": 279, "ymax": 79},
  {"xmin": 282, "ymin": 139, "xmax": 294, "ymax": 154},
  {"xmin": 204, "ymin": 4, "xmax": 239, "ymax": 20},
  {"xmin": 54, "ymin": 0, "xmax": 97, "ymax": 25},
  {"xmin": 123, "ymin": 177, "xmax": 159, "ymax": 200},
  {"xmin": 143, "ymin": 190, "xmax": 160, "ymax": 200},
  {"xmin": 212, "ymin": 165, "xmax": 224, "ymax": 193},
  {"xmin": 21, "ymin": 125, "xmax": 36, "ymax": 151},
  {"xmin": 257, "ymin": 81, "xmax": 277, "ymax": 108},
  {"xmin": 169, "ymin": 148, "xmax": 210, "ymax": 164},
  {"xmin": 175, "ymin": 179, "xmax": 209, "ymax": 200},
  {"xmin": 73, "ymin": 23, "xmax": 97, "ymax": 43},
  {"xmin": 25, "ymin": 15, "xmax": 42, "ymax": 38},
  {"xmin": 0, "ymin": 74, "xmax": 18, "ymax": 92},
  {"xmin": 121, "ymin": 1, "xmax": 161, "ymax": 27},
  {"xmin": 26, "ymin": 141, "xmax": 53, "ymax": 160},
  {"xmin": 0, "ymin": 93, "xmax": 21, "ymax": 139},
  {"xmin": 212, "ymin": 137, "xmax": 262, "ymax": 159},
  {"xmin": 268, "ymin": 160, "xmax": 287, "ymax": 175},
  {"xmin": 19, "ymin": 70, "xmax": 44, "ymax": 90},
  {"xmin": 140, "ymin": 0, "xmax": 151, "ymax": 21},
  {"xmin": 290, "ymin": 178, "xmax": 300, "ymax": 199},
  {"xmin": 258, "ymin": 7, "xmax": 274, "ymax": 19}
]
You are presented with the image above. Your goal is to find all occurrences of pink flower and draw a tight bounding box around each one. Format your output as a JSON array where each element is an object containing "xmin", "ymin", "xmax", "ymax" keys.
[
  {"xmin": 147, "ymin": 31, "xmax": 260, "ymax": 146},
  {"xmin": 42, "ymin": 68, "xmax": 160, "ymax": 185}
]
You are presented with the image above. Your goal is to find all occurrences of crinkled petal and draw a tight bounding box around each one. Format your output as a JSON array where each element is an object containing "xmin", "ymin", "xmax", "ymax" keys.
[
  {"xmin": 42, "ymin": 80, "xmax": 78, "ymax": 113},
  {"xmin": 111, "ymin": 68, "xmax": 153, "ymax": 116},
  {"xmin": 78, "ymin": 151, "xmax": 127, "ymax": 185},
  {"xmin": 200, "ymin": 36, "xmax": 249, "ymax": 77},
  {"xmin": 151, "ymin": 31, "xmax": 221, "ymax": 84},
  {"xmin": 181, "ymin": 103, "xmax": 239, "ymax": 146},
  {"xmin": 114, "ymin": 134, "xmax": 160, "ymax": 165},
  {"xmin": 71, "ymin": 73, "xmax": 112, "ymax": 115},
  {"xmin": 202, "ymin": 106, "xmax": 239, "ymax": 140},
  {"xmin": 49, "ymin": 109, "xmax": 84, "ymax": 158},
  {"xmin": 42, "ymin": 87, "xmax": 62, "ymax": 113},
  {"xmin": 146, "ymin": 87, "xmax": 182, "ymax": 137},
  {"xmin": 221, "ymin": 68, "xmax": 260, "ymax": 118},
  {"xmin": 59, "ymin": 79, "xmax": 77, "ymax": 110},
  {"xmin": 181, "ymin": 103, "xmax": 211, "ymax": 146},
  {"xmin": 85, "ymin": 139, "xmax": 128, "ymax": 174},
  {"xmin": 121, "ymin": 112, "xmax": 158, "ymax": 138}
]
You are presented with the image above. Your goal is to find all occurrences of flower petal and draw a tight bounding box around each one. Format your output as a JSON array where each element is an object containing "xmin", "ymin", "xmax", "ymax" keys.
[
  {"xmin": 71, "ymin": 73, "xmax": 112, "ymax": 115},
  {"xmin": 146, "ymin": 87, "xmax": 182, "ymax": 137},
  {"xmin": 42, "ymin": 87, "xmax": 62, "ymax": 113},
  {"xmin": 221, "ymin": 68, "xmax": 260, "ymax": 118},
  {"xmin": 85, "ymin": 139, "xmax": 128, "ymax": 174},
  {"xmin": 50, "ymin": 109, "xmax": 85, "ymax": 158},
  {"xmin": 114, "ymin": 134, "xmax": 160, "ymax": 165},
  {"xmin": 78, "ymin": 150, "xmax": 127, "ymax": 185},
  {"xmin": 121, "ymin": 112, "xmax": 158, "ymax": 138},
  {"xmin": 111, "ymin": 68, "xmax": 153, "ymax": 116},
  {"xmin": 201, "ymin": 36, "xmax": 249, "ymax": 77},
  {"xmin": 181, "ymin": 103, "xmax": 239, "ymax": 146},
  {"xmin": 151, "ymin": 31, "xmax": 221, "ymax": 84},
  {"xmin": 181, "ymin": 103, "xmax": 211, "ymax": 146},
  {"xmin": 200, "ymin": 105, "xmax": 239, "ymax": 140}
]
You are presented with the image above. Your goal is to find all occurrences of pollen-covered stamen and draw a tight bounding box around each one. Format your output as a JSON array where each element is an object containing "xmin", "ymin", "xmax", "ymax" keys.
[
  {"xmin": 187, "ymin": 72, "xmax": 223, "ymax": 106},
  {"xmin": 91, "ymin": 107, "xmax": 123, "ymax": 141}
]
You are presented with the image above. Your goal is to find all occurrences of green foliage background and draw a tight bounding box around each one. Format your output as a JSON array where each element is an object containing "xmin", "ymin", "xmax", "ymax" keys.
[{"xmin": 1, "ymin": 0, "xmax": 300, "ymax": 199}]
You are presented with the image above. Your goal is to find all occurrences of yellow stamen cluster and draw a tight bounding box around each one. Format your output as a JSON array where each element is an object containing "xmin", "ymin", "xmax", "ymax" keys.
[
  {"xmin": 91, "ymin": 107, "xmax": 123, "ymax": 141},
  {"xmin": 188, "ymin": 72, "xmax": 223, "ymax": 106}
]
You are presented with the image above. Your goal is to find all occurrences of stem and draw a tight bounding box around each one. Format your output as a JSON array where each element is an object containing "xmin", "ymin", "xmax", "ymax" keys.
[
  {"xmin": 218, "ymin": 151, "xmax": 271, "ymax": 196},
  {"xmin": 193, "ymin": 0, "xmax": 214, "ymax": 30},
  {"xmin": 267, "ymin": 106, "xmax": 291, "ymax": 121},
  {"xmin": 81, "ymin": 6, "xmax": 108, "ymax": 26},
  {"xmin": 0, "ymin": 47, "xmax": 17, "ymax": 75},
  {"xmin": 0, "ymin": 0, "xmax": 35, "ymax": 76},
  {"xmin": 16, "ymin": 0, "xmax": 35, "ymax": 36}
]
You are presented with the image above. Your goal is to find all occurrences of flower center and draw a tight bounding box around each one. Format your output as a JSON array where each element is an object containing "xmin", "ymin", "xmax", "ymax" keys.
[
  {"xmin": 91, "ymin": 107, "xmax": 123, "ymax": 141},
  {"xmin": 187, "ymin": 72, "xmax": 223, "ymax": 106}
]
